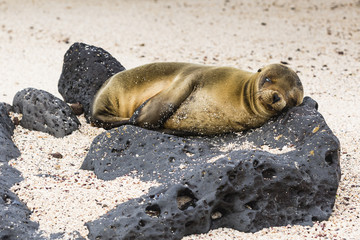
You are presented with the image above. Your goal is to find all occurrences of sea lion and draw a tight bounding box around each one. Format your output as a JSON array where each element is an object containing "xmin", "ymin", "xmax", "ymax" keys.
[{"xmin": 90, "ymin": 62, "xmax": 304, "ymax": 135}]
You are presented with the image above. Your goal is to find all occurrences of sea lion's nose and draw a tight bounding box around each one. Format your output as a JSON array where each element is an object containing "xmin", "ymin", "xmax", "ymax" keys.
[{"xmin": 272, "ymin": 93, "xmax": 281, "ymax": 103}]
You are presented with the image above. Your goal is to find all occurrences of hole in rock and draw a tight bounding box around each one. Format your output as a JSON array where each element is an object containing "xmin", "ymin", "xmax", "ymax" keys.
[
  {"xmin": 183, "ymin": 145, "xmax": 195, "ymax": 157},
  {"xmin": 185, "ymin": 221, "xmax": 194, "ymax": 227},
  {"xmin": 262, "ymin": 168, "xmax": 276, "ymax": 180},
  {"xmin": 168, "ymin": 157, "xmax": 175, "ymax": 163},
  {"xmin": 211, "ymin": 210, "xmax": 223, "ymax": 220},
  {"xmin": 223, "ymin": 193, "xmax": 237, "ymax": 203},
  {"xmin": 145, "ymin": 204, "xmax": 161, "ymax": 218},
  {"xmin": 253, "ymin": 159, "xmax": 259, "ymax": 168},
  {"xmin": 247, "ymin": 212, "xmax": 255, "ymax": 218},
  {"xmin": 177, "ymin": 188, "xmax": 197, "ymax": 210},
  {"xmin": 245, "ymin": 200, "xmax": 259, "ymax": 210},
  {"xmin": 312, "ymin": 216, "xmax": 318, "ymax": 221},
  {"xmin": 138, "ymin": 220, "xmax": 146, "ymax": 227},
  {"xmin": 2, "ymin": 194, "xmax": 11, "ymax": 204},
  {"xmin": 325, "ymin": 150, "xmax": 337, "ymax": 165},
  {"xmin": 111, "ymin": 148, "xmax": 125, "ymax": 155},
  {"xmin": 228, "ymin": 170, "xmax": 236, "ymax": 181},
  {"xmin": 183, "ymin": 149, "xmax": 194, "ymax": 157}
]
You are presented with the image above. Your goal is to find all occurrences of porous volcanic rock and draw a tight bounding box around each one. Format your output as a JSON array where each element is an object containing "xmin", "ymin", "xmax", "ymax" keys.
[
  {"xmin": 0, "ymin": 181, "xmax": 43, "ymax": 240},
  {"xmin": 81, "ymin": 125, "xmax": 216, "ymax": 182},
  {"xmin": 12, "ymin": 88, "xmax": 80, "ymax": 138},
  {"xmin": 0, "ymin": 102, "xmax": 20, "ymax": 162},
  {"xmin": 58, "ymin": 42, "xmax": 126, "ymax": 120},
  {"xmin": 0, "ymin": 102, "xmax": 43, "ymax": 239},
  {"xmin": 0, "ymin": 102, "xmax": 21, "ymax": 187},
  {"xmin": 83, "ymin": 97, "xmax": 341, "ymax": 239}
]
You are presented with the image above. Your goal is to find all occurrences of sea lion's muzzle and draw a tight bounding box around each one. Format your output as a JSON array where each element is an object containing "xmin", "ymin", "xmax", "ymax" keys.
[
  {"xmin": 272, "ymin": 93, "xmax": 281, "ymax": 104},
  {"xmin": 258, "ymin": 89, "xmax": 286, "ymax": 112}
]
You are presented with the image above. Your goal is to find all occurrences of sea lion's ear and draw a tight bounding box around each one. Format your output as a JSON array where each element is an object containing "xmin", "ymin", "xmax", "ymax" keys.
[{"xmin": 257, "ymin": 68, "xmax": 262, "ymax": 73}]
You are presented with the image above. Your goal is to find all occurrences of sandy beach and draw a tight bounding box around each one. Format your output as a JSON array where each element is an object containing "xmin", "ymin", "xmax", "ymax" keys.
[{"xmin": 1, "ymin": 0, "xmax": 360, "ymax": 239}]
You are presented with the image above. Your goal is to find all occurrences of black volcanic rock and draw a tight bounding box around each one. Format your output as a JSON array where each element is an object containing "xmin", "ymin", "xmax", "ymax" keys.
[
  {"xmin": 81, "ymin": 125, "xmax": 216, "ymax": 182},
  {"xmin": 12, "ymin": 88, "xmax": 80, "ymax": 138},
  {"xmin": 0, "ymin": 182, "xmax": 43, "ymax": 240},
  {"xmin": 0, "ymin": 102, "xmax": 21, "ymax": 186},
  {"xmin": 0, "ymin": 102, "xmax": 15, "ymax": 138},
  {"xmin": 58, "ymin": 42, "xmax": 126, "ymax": 120},
  {"xmin": 0, "ymin": 102, "xmax": 43, "ymax": 239},
  {"xmin": 83, "ymin": 97, "xmax": 341, "ymax": 239},
  {"xmin": 0, "ymin": 103, "xmax": 20, "ymax": 162}
]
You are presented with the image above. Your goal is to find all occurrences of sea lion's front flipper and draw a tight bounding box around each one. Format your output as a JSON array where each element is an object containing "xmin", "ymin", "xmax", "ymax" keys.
[{"xmin": 130, "ymin": 76, "xmax": 197, "ymax": 129}]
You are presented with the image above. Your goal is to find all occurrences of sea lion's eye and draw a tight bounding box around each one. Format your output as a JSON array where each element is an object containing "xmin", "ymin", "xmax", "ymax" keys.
[{"xmin": 265, "ymin": 77, "xmax": 271, "ymax": 83}]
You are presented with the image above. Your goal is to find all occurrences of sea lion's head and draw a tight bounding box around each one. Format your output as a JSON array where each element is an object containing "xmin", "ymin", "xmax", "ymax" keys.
[{"xmin": 256, "ymin": 64, "xmax": 304, "ymax": 113}]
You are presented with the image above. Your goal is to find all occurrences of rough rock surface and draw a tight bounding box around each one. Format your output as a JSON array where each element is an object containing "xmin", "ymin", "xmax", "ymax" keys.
[
  {"xmin": 0, "ymin": 181, "xmax": 43, "ymax": 240},
  {"xmin": 0, "ymin": 102, "xmax": 43, "ymax": 239},
  {"xmin": 0, "ymin": 102, "xmax": 21, "ymax": 187},
  {"xmin": 81, "ymin": 125, "xmax": 216, "ymax": 183},
  {"xmin": 83, "ymin": 97, "xmax": 341, "ymax": 239},
  {"xmin": 12, "ymin": 88, "xmax": 80, "ymax": 138},
  {"xmin": 58, "ymin": 42, "xmax": 126, "ymax": 120},
  {"xmin": 0, "ymin": 103, "xmax": 20, "ymax": 161}
]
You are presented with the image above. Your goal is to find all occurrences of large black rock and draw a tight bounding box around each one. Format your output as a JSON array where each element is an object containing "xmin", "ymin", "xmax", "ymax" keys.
[
  {"xmin": 0, "ymin": 102, "xmax": 44, "ymax": 239},
  {"xmin": 0, "ymin": 102, "xmax": 21, "ymax": 188},
  {"xmin": 58, "ymin": 42, "xmax": 126, "ymax": 120},
  {"xmin": 0, "ymin": 103, "xmax": 20, "ymax": 162},
  {"xmin": 83, "ymin": 97, "xmax": 341, "ymax": 239},
  {"xmin": 12, "ymin": 88, "xmax": 80, "ymax": 138},
  {"xmin": 81, "ymin": 125, "xmax": 216, "ymax": 183},
  {"xmin": 0, "ymin": 181, "xmax": 43, "ymax": 240}
]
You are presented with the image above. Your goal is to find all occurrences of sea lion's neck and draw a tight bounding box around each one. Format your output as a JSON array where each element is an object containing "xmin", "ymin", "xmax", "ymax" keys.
[{"xmin": 245, "ymin": 73, "xmax": 272, "ymax": 118}]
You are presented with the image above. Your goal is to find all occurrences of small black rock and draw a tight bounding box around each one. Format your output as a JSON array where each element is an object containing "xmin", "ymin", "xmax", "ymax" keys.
[{"xmin": 12, "ymin": 88, "xmax": 80, "ymax": 138}]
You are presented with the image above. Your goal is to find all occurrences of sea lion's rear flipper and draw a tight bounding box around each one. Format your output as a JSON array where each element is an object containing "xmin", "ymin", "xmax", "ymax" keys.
[
  {"xmin": 130, "ymin": 76, "xmax": 197, "ymax": 129},
  {"xmin": 91, "ymin": 114, "xmax": 130, "ymax": 130}
]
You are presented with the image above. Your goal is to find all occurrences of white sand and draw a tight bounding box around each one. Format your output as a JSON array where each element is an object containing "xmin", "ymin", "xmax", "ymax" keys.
[{"xmin": 1, "ymin": 0, "xmax": 360, "ymax": 239}]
